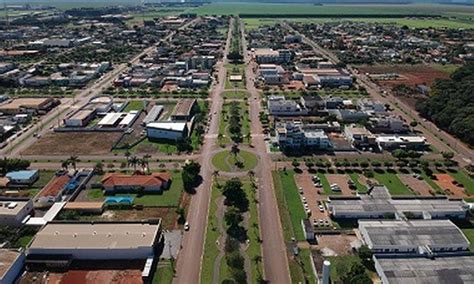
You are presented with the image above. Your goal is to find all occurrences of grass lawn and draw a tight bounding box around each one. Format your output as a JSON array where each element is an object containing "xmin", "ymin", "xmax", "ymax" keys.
[
  {"xmin": 130, "ymin": 139, "xmax": 179, "ymax": 155},
  {"xmin": 201, "ymin": 182, "xmax": 221, "ymax": 284},
  {"xmin": 14, "ymin": 234, "xmax": 34, "ymax": 248},
  {"xmin": 152, "ymin": 261, "xmax": 175, "ymax": 284},
  {"xmin": 212, "ymin": 150, "xmax": 258, "ymax": 172},
  {"xmin": 275, "ymin": 170, "xmax": 306, "ymax": 241},
  {"xmin": 222, "ymin": 90, "xmax": 248, "ymax": 99},
  {"xmin": 123, "ymin": 100, "xmax": 145, "ymax": 112},
  {"xmin": 327, "ymin": 255, "xmax": 367, "ymax": 283},
  {"xmin": 462, "ymin": 228, "xmax": 474, "ymax": 251},
  {"xmin": 348, "ymin": 173, "xmax": 368, "ymax": 194},
  {"xmin": 421, "ymin": 172, "xmax": 444, "ymax": 194},
  {"xmin": 243, "ymin": 182, "xmax": 263, "ymax": 283},
  {"xmin": 87, "ymin": 188, "xmax": 105, "ymax": 200},
  {"xmin": 374, "ymin": 173, "xmax": 413, "ymax": 195},
  {"xmin": 31, "ymin": 170, "xmax": 57, "ymax": 189},
  {"xmin": 450, "ymin": 170, "xmax": 474, "ymax": 195},
  {"xmin": 318, "ymin": 173, "xmax": 337, "ymax": 195},
  {"xmin": 272, "ymin": 171, "xmax": 294, "ymax": 242}
]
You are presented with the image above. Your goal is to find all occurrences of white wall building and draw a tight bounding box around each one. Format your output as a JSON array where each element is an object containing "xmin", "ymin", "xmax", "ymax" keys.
[
  {"xmin": 0, "ymin": 198, "xmax": 33, "ymax": 227},
  {"xmin": 146, "ymin": 122, "xmax": 189, "ymax": 141}
]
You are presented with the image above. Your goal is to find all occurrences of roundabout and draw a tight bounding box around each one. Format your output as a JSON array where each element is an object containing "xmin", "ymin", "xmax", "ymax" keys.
[{"xmin": 211, "ymin": 149, "xmax": 258, "ymax": 172}]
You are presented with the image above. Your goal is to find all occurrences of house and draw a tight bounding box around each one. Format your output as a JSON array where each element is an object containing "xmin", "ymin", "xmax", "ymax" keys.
[
  {"xmin": 0, "ymin": 249, "xmax": 25, "ymax": 284},
  {"xmin": 376, "ymin": 135, "xmax": 428, "ymax": 151},
  {"xmin": 26, "ymin": 221, "xmax": 163, "ymax": 260},
  {"xmin": 0, "ymin": 198, "xmax": 33, "ymax": 226},
  {"xmin": 146, "ymin": 122, "xmax": 189, "ymax": 141},
  {"xmin": 300, "ymin": 95, "xmax": 325, "ymax": 112},
  {"xmin": 276, "ymin": 122, "xmax": 331, "ymax": 150},
  {"xmin": 34, "ymin": 174, "xmax": 70, "ymax": 209},
  {"xmin": 334, "ymin": 109, "xmax": 369, "ymax": 122},
  {"xmin": 142, "ymin": 105, "xmax": 164, "ymax": 126},
  {"xmin": 344, "ymin": 125, "xmax": 377, "ymax": 148},
  {"xmin": 5, "ymin": 170, "xmax": 39, "ymax": 186},
  {"xmin": 329, "ymin": 185, "xmax": 468, "ymax": 220},
  {"xmin": 359, "ymin": 220, "xmax": 470, "ymax": 254},
  {"xmin": 368, "ymin": 116, "xmax": 406, "ymax": 133},
  {"xmin": 101, "ymin": 172, "xmax": 172, "ymax": 194},
  {"xmin": 254, "ymin": 49, "xmax": 291, "ymax": 64},
  {"xmin": 358, "ymin": 98, "xmax": 386, "ymax": 113}
]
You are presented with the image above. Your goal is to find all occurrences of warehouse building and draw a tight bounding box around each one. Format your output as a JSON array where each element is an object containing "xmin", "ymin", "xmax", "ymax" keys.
[
  {"xmin": 142, "ymin": 105, "xmax": 164, "ymax": 126},
  {"xmin": 329, "ymin": 185, "xmax": 468, "ymax": 220},
  {"xmin": 0, "ymin": 249, "xmax": 25, "ymax": 284},
  {"xmin": 27, "ymin": 221, "xmax": 163, "ymax": 260},
  {"xmin": 0, "ymin": 198, "xmax": 33, "ymax": 227},
  {"xmin": 359, "ymin": 220, "xmax": 470, "ymax": 254},
  {"xmin": 170, "ymin": 99, "xmax": 196, "ymax": 121},
  {"xmin": 146, "ymin": 122, "xmax": 189, "ymax": 141},
  {"xmin": 374, "ymin": 254, "xmax": 474, "ymax": 284},
  {"xmin": 0, "ymin": 98, "xmax": 56, "ymax": 115}
]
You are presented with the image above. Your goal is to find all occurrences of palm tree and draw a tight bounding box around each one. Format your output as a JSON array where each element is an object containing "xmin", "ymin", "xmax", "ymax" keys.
[
  {"xmin": 128, "ymin": 156, "xmax": 139, "ymax": 171},
  {"xmin": 230, "ymin": 144, "xmax": 240, "ymax": 157},
  {"xmin": 212, "ymin": 170, "xmax": 220, "ymax": 185},
  {"xmin": 140, "ymin": 154, "xmax": 151, "ymax": 173},
  {"xmin": 125, "ymin": 150, "xmax": 131, "ymax": 163},
  {"xmin": 61, "ymin": 160, "xmax": 69, "ymax": 170},
  {"xmin": 68, "ymin": 156, "xmax": 80, "ymax": 171},
  {"xmin": 248, "ymin": 170, "xmax": 255, "ymax": 181}
]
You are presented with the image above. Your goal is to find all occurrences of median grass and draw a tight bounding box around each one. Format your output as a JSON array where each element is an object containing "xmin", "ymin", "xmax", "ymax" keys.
[
  {"xmin": 243, "ymin": 182, "xmax": 263, "ymax": 283},
  {"xmin": 348, "ymin": 173, "xmax": 368, "ymax": 193},
  {"xmin": 374, "ymin": 173, "xmax": 413, "ymax": 195},
  {"xmin": 212, "ymin": 150, "xmax": 258, "ymax": 172},
  {"xmin": 152, "ymin": 261, "xmax": 174, "ymax": 284},
  {"xmin": 273, "ymin": 170, "xmax": 306, "ymax": 241},
  {"xmin": 201, "ymin": 182, "xmax": 221, "ymax": 284}
]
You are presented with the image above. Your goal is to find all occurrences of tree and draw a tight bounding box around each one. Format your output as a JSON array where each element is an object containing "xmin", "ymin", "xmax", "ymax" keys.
[
  {"xmin": 182, "ymin": 161, "xmax": 201, "ymax": 193},
  {"xmin": 61, "ymin": 160, "xmax": 69, "ymax": 170},
  {"xmin": 224, "ymin": 206, "xmax": 244, "ymax": 228},
  {"xmin": 441, "ymin": 151, "xmax": 455, "ymax": 161},
  {"xmin": 231, "ymin": 144, "xmax": 240, "ymax": 157},
  {"xmin": 94, "ymin": 162, "xmax": 104, "ymax": 174},
  {"xmin": 292, "ymin": 159, "xmax": 300, "ymax": 169},
  {"xmin": 410, "ymin": 120, "xmax": 418, "ymax": 127},
  {"xmin": 68, "ymin": 155, "xmax": 80, "ymax": 171},
  {"xmin": 392, "ymin": 149, "xmax": 408, "ymax": 160},
  {"xmin": 128, "ymin": 156, "xmax": 139, "ymax": 171},
  {"xmin": 176, "ymin": 207, "xmax": 186, "ymax": 224},
  {"xmin": 221, "ymin": 178, "xmax": 248, "ymax": 212},
  {"xmin": 341, "ymin": 262, "xmax": 371, "ymax": 284}
]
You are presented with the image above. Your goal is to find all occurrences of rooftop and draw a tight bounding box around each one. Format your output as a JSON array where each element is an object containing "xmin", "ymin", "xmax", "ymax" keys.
[
  {"xmin": 359, "ymin": 220, "xmax": 469, "ymax": 249},
  {"xmin": 0, "ymin": 199, "xmax": 30, "ymax": 216},
  {"xmin": 37, "ymin": 175, "xmax": 70, "ymax": 198},
  {"xmin": 0, "ymin": 98, "xmax": 51, "ymax": 110},
  {"xmin": 6, "ymin": 170, "xmax": 38, "ymax": 180},
  {"xmin": 172, "ymin": 99, "xmax": 196, "ymax": 118},
  {"xmin": 375, "ymin": 254, "xmax": 474, "ymax": 284},
  {"xmin": 147, "ymin": 122, "xmax": 187, "ymax": 132},
  {"xmin": 0, "ymin": 249, "xmax": 22, "ymax": 279},
  {"xmin": 29, "ymin": 221, "xmax": 161, "ymax": 250}
]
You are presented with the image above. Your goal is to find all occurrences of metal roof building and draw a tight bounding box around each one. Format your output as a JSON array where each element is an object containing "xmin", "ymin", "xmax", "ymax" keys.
[
  {"xmin": 142, "ymin": 105, "xmax": 163, "ymax": 125},
  {"xmin": 359, "ymin": 220, "xmax": 470, "ymax": 254},
  {"xmin": 374, "ymin": 254, "xmax": 474, "ymax": 284}
]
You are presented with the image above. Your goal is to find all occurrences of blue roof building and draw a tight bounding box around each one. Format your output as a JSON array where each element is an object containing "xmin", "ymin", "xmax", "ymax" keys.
[{"xmin": 6, "ymin": 170, "xmax": 39, "ymax": 185}]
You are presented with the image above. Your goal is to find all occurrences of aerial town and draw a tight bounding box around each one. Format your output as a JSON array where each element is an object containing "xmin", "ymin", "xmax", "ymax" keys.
[{"xmin": 0, "ymin": 1, "xmax": 473, "ymax": 284}]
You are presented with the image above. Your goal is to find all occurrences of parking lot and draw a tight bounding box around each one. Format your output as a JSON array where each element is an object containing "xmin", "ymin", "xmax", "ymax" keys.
[
  {"xmin": 326, "ymin": 174, "xmax": 355, "ymax": 196},
  {"xmin": 294, "ymin": 171, "xmax": 331, "ymax": 229}
]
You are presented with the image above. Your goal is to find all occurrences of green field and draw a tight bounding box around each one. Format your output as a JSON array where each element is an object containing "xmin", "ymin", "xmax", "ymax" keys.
[
  {"xmin": 123, "ymin": 100, "xmax": 145, "ymax": 112},
  {"xmin": 374, "ymin": 173, "xmax": 413, "ymax": 195},
  {"xmin": 348, "ymin": 173, "xmax": 368, "ymax": 193},
  {"xmin": 450, "ymin": 170, "xmax": 474, "ymax": 195},
  {"xmin": 212, "ymin": 149, "xmax": 258, "ymax": 172},
  {"xmin": 273, "ymin": 170, "xmax": 306, "ymax": 241},
  {"xmin": 222, "ymin": 90, "xmax": 248, "ymax": 99},
  {"xmin": 201, "ymin": 181, "xmax": 221, "ymax": 284}
]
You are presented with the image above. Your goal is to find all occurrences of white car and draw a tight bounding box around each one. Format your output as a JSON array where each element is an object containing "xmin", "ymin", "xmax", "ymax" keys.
[
  {"xmin": 319, "ymin": 205, "xmax": 324, "ymax": 212},
  {"xmin": 184, "ymin": 222, "xmax": 190, "ymax": 231}
]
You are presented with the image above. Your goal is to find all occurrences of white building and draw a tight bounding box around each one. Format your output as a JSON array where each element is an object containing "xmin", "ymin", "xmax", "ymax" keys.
[
  {"xmin": 147, "ymin": 122, "xmax": 189, "ymax": 141},
  {"xmin": 376, "ymin": 135, "xmax": 427, "ymax": 151},
  {"xmin": 267, "ymin": 96, "xmax": 307, "ymax": 116},
  {"xmin": 27, "ymin": 221, "xmax": 163, "ymax": 260},
  {"xmin": 276, "ymin": 122, "xmax": 331, "ymax": 150},
  {"xmin": 0, "ymin": 198, "xmax": 33, "ymax": 227},
  {"xmin": 359, "ymin": 220, "xmax": 470, "ymax": 254}
]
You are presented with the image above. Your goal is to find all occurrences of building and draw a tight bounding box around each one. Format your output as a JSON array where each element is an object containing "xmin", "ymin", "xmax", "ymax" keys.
[
  {"xmin": 0, "ymin": 98, "xmax": 56, "ymax": 115},
  {"xmin": 63, "ymin": 202, "xmax": 105, "ymax": 214},
  {"xmin": 267, "ymin": 96, "xmax": 307, "ymax": 116},
  {"xmin": 376, "ymin": 135, "xmax": 428, "ymax": 151},
  {"xmin": 0, "ymin": 198, "xmax": 33, "ymax": 227},
  {"xmin": 254, "ymin": 49, "xmax": 291, "ymax": 64},
  {"xmin": 142, "ymin": 105, "xmax": 164, "ymax": 126},
  {"xmin": 368, "ymin": 116, "xmax": 406, "ymax": 133},
  {"xmin": 358, "ymin": 98, "xmax": 386, "ymax": 113},
  {"xmin": 146, "ymin": 122, "xmax": 189, "ymax": 141},
  {"xmin": 276, "ymin": 122, "xmax": 331, "ymax": 150},
  {"xmin": 300, "ymin": 95, "xmax": 325, "ymax": 111},
  {"xmin": 170, "ymin": 99, "xmax": 196, "ymax": 121},
  {"xmin": 5, "ymin": 170, "xmax": 39, "ymax": 186},
  {"xmin": 334, "ymin": 109, "xmax": 369, "ymax": 122},
  {"xmin": 27, "ymin": 221, "xmax": 163, "ymax": 260},
  {"xmin": 344, "ymin": 125, "xmax": 376, "ymax": 148},
  {"xmin": 101, "ymin": 172, "xmax": 172, "ymax": 194},
  {"xmin": 318, "ymin": 75, "xmax": 353, "ymax": 88},
  {"xmin": 374, "ymin": 254, "xmax": 474, "ymax": 284},
  {"xmin": 329, "ymin": 185, "xmax": 468, "ymax": 220},
  {"xmin": 301, "ymin": 219, "xmax": 315, "ymax": 242},
  {"xmin": 0, "ymin": 249, "xmax": 25, "ymax": 284},
  {"xmin": 64, "ymin": 109, "xmax": 95, "ymax": 127},
  {"xmin": 359, "ymin": 220, "xmax": 470, "ymax": 254},
  {"xmin": 34, "ymin": 175, "xmax": 70, "ymax": 209}
]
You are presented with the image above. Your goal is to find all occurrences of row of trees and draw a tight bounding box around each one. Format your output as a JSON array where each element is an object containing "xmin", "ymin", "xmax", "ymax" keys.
[
  {"xmin": 228, "ymin": 103, "xmax": 243, "ymax": 143},
  {"xmin": 221, "ymin": 178, "xmax": 249, "ymax": 283},
  {"xmin": 0, "ymin": 158, "xmax": 30, "ymax": 175},
  {"xmin": 227, "ymin": 17, "xmax": 243, "ymax": 63}
]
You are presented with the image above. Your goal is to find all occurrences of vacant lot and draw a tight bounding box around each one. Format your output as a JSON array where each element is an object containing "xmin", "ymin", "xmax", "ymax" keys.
[
  {"xmin": 358, "ymin": 64, "xmax": 450, "ymax": 88},
  {"xmin": 434, "ymin": 173, "xmax": 468, "ymax": 197},
  {"xmin": 399, "ymin": 174, "xmax": 434, "ymax": 196},
  {"xmin": 23, "ymin": 132, "xmax": 121, "ymax": 155}
]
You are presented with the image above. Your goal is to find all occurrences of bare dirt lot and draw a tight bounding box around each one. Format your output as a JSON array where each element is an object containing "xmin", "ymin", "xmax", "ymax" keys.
[
  {"xmin": 357, "ymin": 64, "xmax": 450, "ymax": 88},
  {"xmin": 314, "ymin": 234, "xmax": 357, "ymax": 256},
  {"xmin": 434, "ymin": 174, "xmax": 467, "ymax": 197},
  {"xmin": 23, "ymin": 132, "xmax": 122, "ymax": 156},
  {"xmin": 399, "ymin": 174, "xmax": 434, "ymax": 196},
  {"xmin": 326, "ymin": 174, "xmax": 354, "ymax": 196},
  {"xmin": 90, "ymin": 207, "xmax": 178, "ymax": 229}
]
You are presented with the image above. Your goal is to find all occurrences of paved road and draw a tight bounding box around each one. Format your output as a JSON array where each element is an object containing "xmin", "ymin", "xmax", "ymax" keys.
[
  {"xmin": 283, "ymin": 22, "xmax": 474, "ymax": 167},
  {"xmin": 241, "ymin": 21, "xmax": 291, "ymax": 283},
  {"xmin": 172, "ymin": 18, "xmax": 232, "ymax": 284},
  {"xmin": 3, "ymin": 17, "xmax": 201, "ymax": 158}
]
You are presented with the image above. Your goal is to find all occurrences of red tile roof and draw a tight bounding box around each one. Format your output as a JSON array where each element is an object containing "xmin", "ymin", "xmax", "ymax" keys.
[
  {"xmin": 38, "ymin": 175, "xmax": 70, "ymax": 198},
  {"xmin": 102, "ymin": 172, "xmax": 171, "ymax": 188}
]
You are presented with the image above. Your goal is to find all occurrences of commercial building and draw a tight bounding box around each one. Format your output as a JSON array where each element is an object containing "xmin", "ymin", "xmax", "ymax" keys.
[
  {"xmin": 0, "ymin": 98, "xmax": 56, "ymax": 115},
  {"xmin": 254, "ymin": 48, "xmax": 291, "ymax": 64},
  {"xmin": 329, "ymin": 185, "xmax": 468, "ymax": 220},
  {"xmin": 146, "ymin": 122, "xmax": 189, "ymax": 141},
  {"xmin": 359, "ymin": 220, "xmax": 470, "ymax": 254},
  {"xmin": 374, "ymin": 254, "xmax": 474, "ymax": 284},
  {"xmin": 170, "ymin": 99, "xmax": 196, "ymax": 121},
  {"xmin": 376, "ymin": 135, "xmax": 428, "ymax": 151},
  {"xmin": 64, "ymin": 109, "xmax": 95, "ymax": 127},
  {"xmin": 101, "ymin": 172, "xmax": 172, "ymax": 194},
  {"xmin": 142, "ymin": 105, "xmax": 164, "ymax": 126},
  {"xmin": 0, "ymin": 249, "xmax": 25, "ymax": 284},
  {"xmin": 267, "ymin": 95, "xmax": 307, "ymax": 116},
  {"xmin": 0, "ymin": 198, "xmax": 33, "ymax": 227},
  {"xmin": 27, "ymin": 221, "xmax": 163, "ymax": 260}
]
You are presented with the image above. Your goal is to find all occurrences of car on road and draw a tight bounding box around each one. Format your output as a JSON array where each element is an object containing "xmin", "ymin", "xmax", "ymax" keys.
[
  {"xmin": 184, "ymin": 222, "xmax": 190, "ymax": 231},
  {"xmin": 319, "ymin": 205, "xmax": 324, "ymax": 212}
]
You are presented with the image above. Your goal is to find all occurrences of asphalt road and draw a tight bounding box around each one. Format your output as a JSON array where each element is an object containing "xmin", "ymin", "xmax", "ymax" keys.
[
  {"xmin": 241, "ymin": 21, "xmax": 291, "ymax": 283},
  {"xmin": 172, "ymin": 18, "xmax": 232, "ymax": 284},
  {"xmin": 283, "ymin": 22, "xmax": 473, "ymax": 167}
]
